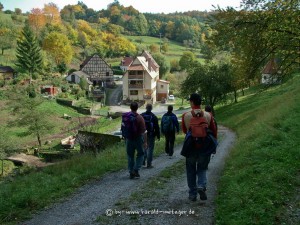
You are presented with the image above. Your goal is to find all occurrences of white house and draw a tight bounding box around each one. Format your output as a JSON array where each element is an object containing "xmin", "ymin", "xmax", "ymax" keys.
[
  {"xmin": 66, "ymin": 71, "xmax": 92, "ymax": 85},
  {"xmin": 261, "ymin": 58, "xmax": 281, "ymax": 85},
  {"xmin": 156, "ymin": 79, "xmax": 170, "ymax": 101},
  {"xmin": 122, "ymin": 51, "xmax": 170, "ymax": 104}
]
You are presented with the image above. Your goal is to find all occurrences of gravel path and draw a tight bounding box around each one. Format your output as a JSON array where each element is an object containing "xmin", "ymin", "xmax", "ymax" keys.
[{"xmin": 22, "ymin": 126, "xmax": 235, "ymax": 225}]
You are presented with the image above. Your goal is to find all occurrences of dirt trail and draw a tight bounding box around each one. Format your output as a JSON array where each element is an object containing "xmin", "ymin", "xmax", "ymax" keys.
[{"xmin": 21, "ymin": 126, "xmax": 236, "ymax": 225}]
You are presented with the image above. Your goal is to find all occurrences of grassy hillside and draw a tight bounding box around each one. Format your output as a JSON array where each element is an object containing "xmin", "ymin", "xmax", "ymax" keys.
[
  {"xmin": 126, "ymin": 35, "xmax": 202, "ymax": 63},
  {"xmin": 215, "ymin": 75, "xmax": 300, "ymax": 224}
]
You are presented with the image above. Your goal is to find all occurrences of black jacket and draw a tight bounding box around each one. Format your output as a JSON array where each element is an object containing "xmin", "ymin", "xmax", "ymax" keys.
[{"xmin": 141, "ymin": 111, "xmax": 160, "ymax": 139}]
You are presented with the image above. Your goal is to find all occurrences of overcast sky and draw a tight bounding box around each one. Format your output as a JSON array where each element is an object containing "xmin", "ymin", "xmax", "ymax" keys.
[{"xmin": 1, "ymin": 0, "xmax": 242, "ymax": 13}]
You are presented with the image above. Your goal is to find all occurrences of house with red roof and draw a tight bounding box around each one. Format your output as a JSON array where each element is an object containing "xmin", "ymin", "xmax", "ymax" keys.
[
  {"xmin": 122, "ymin": 51, "xmax": 170, "ymax": 104},
  {"xmin": 120, "ymin": 56, "xmax": 134, "ymax": 72},
  {"xmin": 261, "ymin": 58, "xmax": 281, "ymax": 84}
]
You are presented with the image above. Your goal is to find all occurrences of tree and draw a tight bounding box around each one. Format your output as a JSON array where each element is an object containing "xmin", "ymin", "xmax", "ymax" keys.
[
  {"xmin": 28, "ymin": 8, "xmax": 46, "ymax": 33},
  {"xmin": 15, "ymin": 24, "xmax": 43, "ymax": 82},
  {"xmin": 14, "ymin": 8, "xmax": 22, "ymax": 15},
  {"xmin": 152, "ymin": 53, "xmax": 170, "ymax": 78},
  {"xmin": 211, "ymin": 0, "xmax": 300, "ymax": 80},
  {"xmin": 43, "ymin": 31, "xmax": 73, "ymax": 65},
  {"xmin": 0, "ymin": 126, "xmax": 15, "ymax": 176},
  {"xmin": 9, "ymin": 93, "xmax": 54, "ymax": 147},
  {"xmin": 179, "ymin": 51, "xmax": 197, "ymax": 71},
  {"xmin": 43, "ymin": 2, "xmax": 61, "ymax": 25},
  {"xmin": 0, "ymin": 2, "xmax": 3, "ymax": 12},
  {"xmin": 0, "ymin": 16, "xmax": 17, "ymax": 55},
  {"xmin": 181, "ymin": 63, "xmax": 234, "ymax": 111}
]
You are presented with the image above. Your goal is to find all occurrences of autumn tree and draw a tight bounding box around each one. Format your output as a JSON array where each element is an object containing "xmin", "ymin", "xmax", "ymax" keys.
[
  {"xmin": 43, "ymin": 2, "xmax": 61, "ymax": 25},
  {"xmin": 15, "ymin": 24, "xmax": 43, "ymax": 81},
  {"xmin": 43, "ymin": 31, "xmax": 73, "ymax": 65},
  {"xmin": 28, "ymin": 8, "xmax": 46, "ymax": 33}
]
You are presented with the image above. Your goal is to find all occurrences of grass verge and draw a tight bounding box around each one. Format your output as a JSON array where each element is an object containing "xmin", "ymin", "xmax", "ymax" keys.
[
  {"xmin": 215, "ymin": 75, "xmax": 300, "ymax": 225},
  {"xmin": 0, "ymin": 133, "xmax": 184, "ymax": 224}
]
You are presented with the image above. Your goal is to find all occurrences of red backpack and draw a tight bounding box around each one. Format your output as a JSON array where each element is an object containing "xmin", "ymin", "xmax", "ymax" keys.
[{"xmin": 189, "ymin": 110, "xmax": 208, "ymax": 147}]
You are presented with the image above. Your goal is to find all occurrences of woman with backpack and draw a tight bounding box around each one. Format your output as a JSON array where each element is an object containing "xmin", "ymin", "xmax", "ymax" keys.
[{"xmin": 161, "ymin": 105, "xmax": 179, "ymax": 158}]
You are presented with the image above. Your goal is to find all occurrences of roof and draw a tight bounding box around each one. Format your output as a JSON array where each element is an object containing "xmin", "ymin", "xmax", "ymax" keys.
[
  {"xmin": 127, "ymin": 65, "xmax": 145, "ymax": 71},
  {"xmin": 120, "ymin": 57, "xmax": 134, "ymax": 67},
  {"xmin": 68, "ymin": 71, "xmax": 93, "ymax": 84},
  {"xmin": 141, "ymin": 51, "xmax": 159, "ymax": 69},
  {"xmin": 262, "ymin": 59, "xmax": 279, "ymax": 74},
  {"xmin": 157, "ymin": 79, "xmax": 170, "ymax": 84},
  {"xmin": 0, "ymin": 66, "xmax": 14, "ymax": 73},
  {"xmin": 70, "ymin": 71, "xmax": 89, "ymax": 78}
]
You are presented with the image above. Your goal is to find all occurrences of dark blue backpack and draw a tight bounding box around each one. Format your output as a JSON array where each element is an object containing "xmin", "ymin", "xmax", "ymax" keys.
[
  {"xmin": 161, "ymin": 115, "xmax": 174, "ymax": 134},
  {"xmin": 142, "ymin": 113, "xmax": 154, "ymax": 133},
  {"xmin": 121, "ymin": 112, "xmax": 138, "ymax": 139}
]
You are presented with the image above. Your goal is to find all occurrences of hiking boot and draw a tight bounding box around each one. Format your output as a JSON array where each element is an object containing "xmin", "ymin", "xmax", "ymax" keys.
[
  {"xmin": 188, "ymin": 196, "xmax": 197, "ymax": 202},
  {"xmin": 129, "ymin": 172, "xmax": 135, "ymax": 179},
  {"xmin": 147, "ymin": 164, "xmax": 154, "ymax": 169},
  {"xmin": 133, "ymin": 170, "xmax": 140, "ymax": 179},
  {"xmin": 197, "ymin": 187, "xmax": 207, "ymax": 200}
]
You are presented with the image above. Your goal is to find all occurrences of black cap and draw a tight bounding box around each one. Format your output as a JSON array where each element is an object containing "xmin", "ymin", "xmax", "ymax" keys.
[{"xmin": 187, "ymin": 93, "xmax": 202, "ymax": 105}]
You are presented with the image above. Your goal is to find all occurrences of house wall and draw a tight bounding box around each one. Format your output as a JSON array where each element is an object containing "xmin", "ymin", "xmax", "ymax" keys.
[
  {"xmin": 261, "ymin": 73, "xmax": 281, "ymax": 85},
  {"xmin": 122, "ymin": 73, "xmax": 129, "ymax": 100},
  {"xmin": 66, "ymin": 74, "xmax": 81, "ymax": 84}
]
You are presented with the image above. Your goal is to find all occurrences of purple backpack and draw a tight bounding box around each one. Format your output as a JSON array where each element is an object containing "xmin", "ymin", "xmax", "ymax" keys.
[{"xmin": 121, "ymin": 112, "xmax": 139, "ymax": 139}]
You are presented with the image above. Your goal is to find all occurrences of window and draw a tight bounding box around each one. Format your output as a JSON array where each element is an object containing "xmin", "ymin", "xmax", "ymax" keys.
[
  {"xmin": 161, "ymin": 85, "xmax": 164, "ymax": 88},
  {"xmin": 137, "ymin": 70, "xmax": 143, "ymax": 75},
  {"xmin": 106, "ymin": 72, "xmax": 109, "ymax": 76},
  {"xmin": 130, "ymin": 90, "xmax": 138, "ymax": 95}
]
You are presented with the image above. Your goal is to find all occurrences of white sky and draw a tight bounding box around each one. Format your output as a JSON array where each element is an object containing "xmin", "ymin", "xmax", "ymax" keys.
[{"xmin": 1, "ymin": 0, "xmax": 242, "ymax": 13}]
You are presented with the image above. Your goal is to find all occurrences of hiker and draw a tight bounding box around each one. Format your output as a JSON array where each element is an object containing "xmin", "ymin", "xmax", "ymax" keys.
[
  {"xmin": 161, "ymin": 105, "xmax": 179, "ymax": 158},
  {"xmin": 141, "ymin": 104, "xmax": 160, "ymax": 168},
  {"xmin": 182, "ymin": 93, "xmax": 217, "ymax": 201},
  {"xmin": 121, "ymin": 102, "xmax": 147, "ymax": 179},
  {"xmin": 205, "ymin": 105, "xmax": 218, "ymax": 132}
]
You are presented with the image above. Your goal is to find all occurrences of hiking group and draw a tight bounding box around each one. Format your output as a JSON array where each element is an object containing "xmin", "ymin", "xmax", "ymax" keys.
[{"xmin": 121, "ymin": 93, "xmax": 218, "ymax": 201}]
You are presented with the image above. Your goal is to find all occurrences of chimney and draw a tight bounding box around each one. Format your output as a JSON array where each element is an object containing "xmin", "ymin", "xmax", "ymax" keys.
[{"xmin": 148, "ymin": 58, "xmax": 152, "ymax": 71}]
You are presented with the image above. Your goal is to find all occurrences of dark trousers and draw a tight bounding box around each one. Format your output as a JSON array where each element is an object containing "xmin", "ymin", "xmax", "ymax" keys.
[{"xmin": 164, "ymin": 132, "xmax": 175, "ymax": 156}]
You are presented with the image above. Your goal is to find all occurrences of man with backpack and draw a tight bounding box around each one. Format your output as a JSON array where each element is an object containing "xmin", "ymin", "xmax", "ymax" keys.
[
  {"xmin": 141, "ymin": 104, "xmax": 160, "ymax": 168},
  {"xmin": 121, "ymin": 102, "xmax": 147, "ymax": 179},
  {"xmin": 161, "ymin": 105, "xmax": 179, "ymax": 158},
  {"xmin": 181, "ymin": 93, "xmax": 217, "ymax": 201}
]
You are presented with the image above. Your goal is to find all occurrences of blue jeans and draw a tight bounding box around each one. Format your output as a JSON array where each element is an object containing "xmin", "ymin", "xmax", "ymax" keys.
[
  {"xmin": 144, "ymin": 134, "xmax": 155, "ymax": 166},
  {"xmin": 186, "ymin": 155, "xmax": 211, "ymax": 197},
  {"xmin": 126, "ymin": 136, "xmax": 144, "ymax": 173}
]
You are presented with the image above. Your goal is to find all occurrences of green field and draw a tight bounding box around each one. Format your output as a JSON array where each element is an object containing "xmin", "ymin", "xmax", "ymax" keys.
[{"xmin": 126, "ymin": 35, "xmax": 201, "ymax": 63}]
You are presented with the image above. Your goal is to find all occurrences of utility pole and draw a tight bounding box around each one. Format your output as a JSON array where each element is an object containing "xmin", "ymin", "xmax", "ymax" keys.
[{"xmin": 159, "ymin": 33, "xmax": 162, "ymax": 53}]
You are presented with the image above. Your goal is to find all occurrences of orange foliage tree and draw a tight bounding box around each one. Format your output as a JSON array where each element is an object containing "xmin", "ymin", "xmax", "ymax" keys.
[
  {"xmin": 43, "ymin": 2, "xmax": 61, "ymax": 25},
  {"xmin": 28, "ymin": 8, "xmax": 46, "ymax": 33}
]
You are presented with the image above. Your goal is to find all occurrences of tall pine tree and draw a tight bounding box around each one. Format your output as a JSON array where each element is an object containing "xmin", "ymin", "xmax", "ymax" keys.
[{"xmin": 15, "ymin": 23, "xmax": 43, "ymax": 82}]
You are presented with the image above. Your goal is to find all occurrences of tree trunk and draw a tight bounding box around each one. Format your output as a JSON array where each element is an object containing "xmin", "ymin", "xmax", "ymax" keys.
[
  {"xmin": 1, "ymin": 159, "xmax": 3, "ymax": 176},
  {"xmin": 242, "ymin": 88, "xmax": 245, "ymax": 96},
  {"xmin": 234, "ymin": 89, "xmax": 238, "ymax": 103}
]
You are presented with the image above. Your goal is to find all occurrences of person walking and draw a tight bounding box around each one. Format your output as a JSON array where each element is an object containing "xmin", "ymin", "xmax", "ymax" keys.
[
  {"xmin": 161, "ymin": 105, "xmax": 179, "ymax": 158},
  {"xmin": 121, "ymin": 102, "xmax": 147, "ymax": 179},
  {"xmin": 182, "ymin": 93, "xmax": 217, "ymax": 201},
  {"xmin": 141, "ymin": 104, "xmax": 160, "ymax": 168}
]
